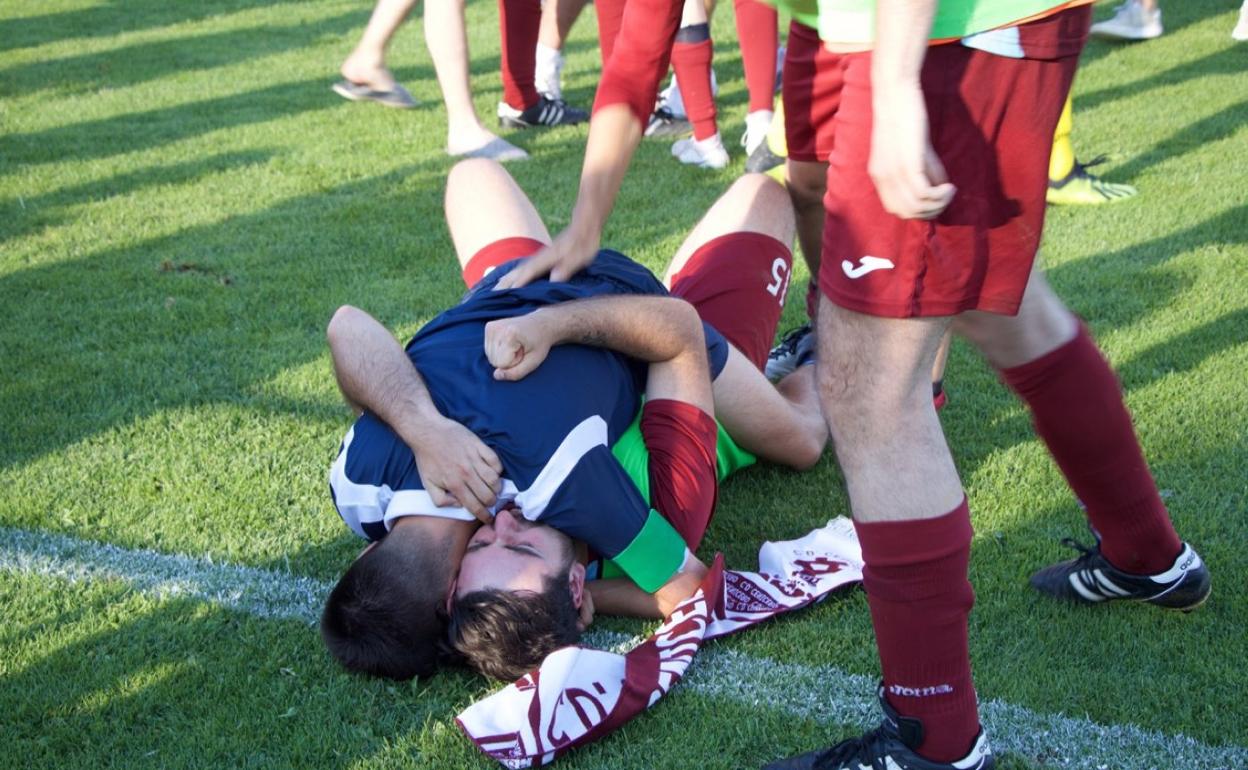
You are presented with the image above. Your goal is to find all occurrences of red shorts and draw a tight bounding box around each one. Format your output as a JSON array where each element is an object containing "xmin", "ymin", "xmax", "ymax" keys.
[
  {"xmin": 819, "ymin": 9, "xmax": 1088, "ymax": 318},
  {"xmin": 667, "ymin": 232, "xmax": 793, "ymax": 371},
  {"xmin": 781, "ymin": 20, "xmax": 842, "ymax": 164},
  {"xmin": 465, "ymin": 232, "xmax": 794, "ymax": 372}
]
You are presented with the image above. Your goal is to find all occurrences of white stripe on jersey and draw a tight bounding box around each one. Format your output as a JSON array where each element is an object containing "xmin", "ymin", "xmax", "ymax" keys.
[
  {"xmin": 514, "ymin": 416, "xmax": 607, "ymax": 519},
  {"xmin": 329, "ymin": 416, "xmax": 609, "ymax": 538}
]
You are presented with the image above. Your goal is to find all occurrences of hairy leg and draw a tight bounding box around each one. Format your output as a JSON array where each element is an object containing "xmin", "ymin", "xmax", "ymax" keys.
[
  {"xmin": 818, "ymin": 303, "xmax": 962, "ymax": 522},
  {"xmin": 445, "ymin": 159, "xmax": 552, "ymax": 268}
]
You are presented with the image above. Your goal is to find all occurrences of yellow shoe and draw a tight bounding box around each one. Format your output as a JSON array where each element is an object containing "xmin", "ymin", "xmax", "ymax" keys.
[{"xmin": 1047, "ymin": 158, "xmax": 1138, "ymax": 205}]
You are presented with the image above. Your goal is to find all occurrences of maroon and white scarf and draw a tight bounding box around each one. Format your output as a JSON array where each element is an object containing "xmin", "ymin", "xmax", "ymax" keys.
[{"xmin": 456, "ymin": 517, "xmax": 864, "ymax": 768}]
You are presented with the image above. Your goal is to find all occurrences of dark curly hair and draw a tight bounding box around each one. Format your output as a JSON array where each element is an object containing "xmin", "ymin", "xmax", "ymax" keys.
[
  {"xmin": 443, "ymin": 573, "xmax": 581, "ymax": 681},
  {"xmin": 321, "ymin": 529, "xmax": 454, "ymax": 680}
]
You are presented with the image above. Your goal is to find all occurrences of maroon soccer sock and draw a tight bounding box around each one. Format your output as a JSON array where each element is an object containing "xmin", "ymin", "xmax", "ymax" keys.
[
  {"xmin": 854, "ymin": 501, "xmax": 981, "ymax": 763},
  {"xmin": 733, "ymin": 0, "xmax": 778, "ymax": 112},
  {"xmin": 499, "ymin": 0, "xmax": 542, "ymax": 110},
  {"xmin": 593, "ymin": 0, "xmax": 626, "ymax": 66},
  {"xmin": 670, "ymin": 34, "xmax": 717, "ymax": 141},
  {"xmin": 1000, "ymin": 326, "xmax": 1182, "ymax": 574}
]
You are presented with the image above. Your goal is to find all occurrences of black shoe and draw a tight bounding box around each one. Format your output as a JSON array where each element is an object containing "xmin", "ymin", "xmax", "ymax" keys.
[
  {"xmin": 764, "ymin": 322, "xmax": 815, "ymax": 381},
  {"xmin": 497, "ymin": 96, "xmax": 588, "ymax": 128},
  {"xmin": 644, "ymin": 106, "xmax": 691, "ymax": 137},
  {"xmin": 763, "ymin": 688, "xmax": 993, "ymax": 770},
  {"xmin": 1030, "ymin": 536, "xmax": 1210, "ymax": 610}
]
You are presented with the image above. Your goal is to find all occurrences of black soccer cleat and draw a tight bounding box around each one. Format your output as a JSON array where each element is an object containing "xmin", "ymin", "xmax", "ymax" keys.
[
  {"xmin": 644, "ymin": 106, "xmax": 692, "ymax": 137},
  {"xmin": 1030, "ymin": 537, "xmax": 1210, "ymax": 610},
  {"xmin": 763, "ymin": 687, "xmax": 994, "ymax": 770},
  {"xmin": 497, "ymin": 96, "xmax": 588, "ymax": 128},
  {"xmin": 764, "ymin": 322, "xmax": 816, "ymax": 381}
]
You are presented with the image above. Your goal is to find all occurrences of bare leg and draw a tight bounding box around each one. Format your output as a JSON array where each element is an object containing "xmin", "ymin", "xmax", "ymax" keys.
[
  {"xmin": 424, "ymin": 0, "xmax": 528, "ymax": 158},
  {"xmin": 539, "ymin": 0, "xmax": 587, "ymax": 48},
  {"xmin": 666, "ymin": 173, "xmax": 793, "ymax": 281},
  {"xmin": 665, "ymin": 175, "xmax": 827, "ymax": 469},
  {"xmin": 341, "ymin": 0, "xmax": 420, "ymax": 91},
  {"xmin": 446, "ymin": 159, "xmax": 551, "ymax": 267},
  {"xmin": 819, "ymin": 306, "xmax": 962, "ymax": 522},
  {"xmin": 953, "ymin": 267, "xmax": 1077, "ymax": 368},
  {"xmin": 785, "ymin": 158, "xmax": 827, "ymax": 280}
]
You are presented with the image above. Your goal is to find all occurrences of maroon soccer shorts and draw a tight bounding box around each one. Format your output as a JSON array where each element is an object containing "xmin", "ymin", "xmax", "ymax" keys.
[
  {"xmin": 819, "ymin": 7, "xmax": 1089, "ymax": 318},
  {"xmin": 782, "ymin": 20, "xmax": 843, "ymax": 164},
  {"xmin": 668, "ymin": 231, "xmax": 794, "ymax": 371}
]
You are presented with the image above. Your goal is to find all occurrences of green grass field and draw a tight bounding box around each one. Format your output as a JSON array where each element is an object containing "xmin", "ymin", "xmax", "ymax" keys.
[{"xmin": 2, "ymin": 0, "xmax": 1246, "ymax": 767}]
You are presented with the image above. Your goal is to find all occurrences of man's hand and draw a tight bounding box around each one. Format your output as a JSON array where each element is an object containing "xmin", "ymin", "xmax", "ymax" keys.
[
  {"xmin": 493, "ymin": 218, "xmax": 601, "ymax": 290},
  {"xmin": 412, "ymin": 417, "xmax": 503, "ymax": 522},
  {"xmin": 576, "ymin": 585, "xmax": 595, "ymax": 631},
  {"xmin": 868, "ymin": 82, "xmax": 956, "ymax": 221},
  {"xmin": 483, "ymin": 311, "xmax": 558, "ymax": 381}
]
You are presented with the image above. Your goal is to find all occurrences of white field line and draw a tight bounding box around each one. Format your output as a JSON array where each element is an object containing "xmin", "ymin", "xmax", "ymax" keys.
[{"xmin": 3, "ymin": 526, "xmax": 1246, "ymax": 770}]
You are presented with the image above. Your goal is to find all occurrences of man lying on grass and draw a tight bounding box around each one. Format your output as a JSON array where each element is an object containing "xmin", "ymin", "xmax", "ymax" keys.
[{"xmin": 321, "ymin": 159, "xmax": 824, "ymax": 680}]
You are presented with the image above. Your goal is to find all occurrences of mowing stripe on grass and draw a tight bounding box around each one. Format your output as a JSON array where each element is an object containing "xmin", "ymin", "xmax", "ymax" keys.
[{"xmin": 4, "ymin": 525, "xmax": 1246, "ymax": 770}]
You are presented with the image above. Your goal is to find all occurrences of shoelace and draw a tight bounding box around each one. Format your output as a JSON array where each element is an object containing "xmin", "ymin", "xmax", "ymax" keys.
[
  {"xmin": 1059, "ymin": 537, "xmax": 1101, "ymax": 568},
  {"xmin": 769, "ymin": 324, "xmax": 812, "ymax": 360},
  {"xmin": 811, "ymin": 726, "xmax": 895, "ymax": 770}
]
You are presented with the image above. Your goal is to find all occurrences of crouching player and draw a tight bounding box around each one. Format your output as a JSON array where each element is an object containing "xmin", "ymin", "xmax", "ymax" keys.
[{"xmin": 321, "ymin": 159, "xmax": 823, "ymax": 681}]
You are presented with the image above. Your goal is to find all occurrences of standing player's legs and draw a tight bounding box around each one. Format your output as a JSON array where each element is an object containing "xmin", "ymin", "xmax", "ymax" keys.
[
  {"xmin": 732, "ymin": 0, "xmax": 778, "ymax": 155},
  {"xmin": 498, "ymin": 0, "xmax": 543, "ymax": 113},
  {"xmin": 424, "ymin": 0, "xmax": 528, "ymax": 159},
  {"xmin": 339, "ymin": 0, "xmax": 419, "ymax": 98},
  {"xmin": 535, "ymin": 0, "xmax": 588, "ymax": 100},
  {"xmin": 445, "ymin": 159, "xmax": 552, "ymax": 287},
  {"xmin": 669, "ymin": 0, "xmax": 728, "ymax": 168},
  {"xmin": 665, "ymin": 174, "xmax": 827, "ymax": 470},
  {"xmin": 956, "ymin": 269, "xmax": 1191, "ymax": 582},
  {"xmin": 780, "ymin": 20, "xmax": 839, "ymax": 320}
]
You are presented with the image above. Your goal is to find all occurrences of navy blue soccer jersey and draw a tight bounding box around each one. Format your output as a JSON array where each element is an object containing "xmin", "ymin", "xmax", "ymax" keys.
[{"xmin": 329, "ymin": 250, "xmax": 722, "ymax": 591}]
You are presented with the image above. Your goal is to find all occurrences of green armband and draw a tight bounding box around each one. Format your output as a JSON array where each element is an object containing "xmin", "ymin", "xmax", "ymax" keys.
[{"xmin": 608, "ymin": 509, "xmax": 689, "ymax": 593}]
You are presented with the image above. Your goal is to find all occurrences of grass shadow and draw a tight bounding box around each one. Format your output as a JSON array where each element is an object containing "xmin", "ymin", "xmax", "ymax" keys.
[{"xmin": 0, "ymin": 11, "xmax": 360, "ymax": 98}]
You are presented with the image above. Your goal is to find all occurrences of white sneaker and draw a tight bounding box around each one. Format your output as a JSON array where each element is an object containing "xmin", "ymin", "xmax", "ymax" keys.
[
  {"xmin": 1089, "ymin": 1, "xmax": 1163, "ymax": 40},
  {"xmin": 534, "ymin": 44, "xmax": 564, "ymax": 101},
  {"xmin": 1233, "ymin": 1, "xmax": 1248, "ymax": 40},
  {"xmin": 672, "ymin": 133, "xmax": 729, "ymax": 169},
  {"xmin": 741, "ymin": 109, "xmax": 774, "ymax": 156}
]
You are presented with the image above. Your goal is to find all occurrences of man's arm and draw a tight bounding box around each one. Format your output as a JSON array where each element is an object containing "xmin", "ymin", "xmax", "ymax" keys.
[
  {"xmin": 494, "ymin": 0, "xmax": 684, "ymax": 289},
  {"xmin": 588, "ymin": 554, "xmax": 708, "ymax": 618},
  {"xmin": 483, "ymin": 295, "xmax": 713, "ymax": 414},
  {"xmin": 867, "ymin": 0, "xmax": 956, "ymax": 220},
  {"xmin": 327, "ymin": 305, "xmax": 502, "ymax": 519}
]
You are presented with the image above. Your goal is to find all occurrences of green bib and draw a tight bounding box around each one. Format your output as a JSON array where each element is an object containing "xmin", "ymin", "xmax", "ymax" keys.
[{"xmin": 770, "ymin": 0, "xmax": 1069, "ymax": 43}]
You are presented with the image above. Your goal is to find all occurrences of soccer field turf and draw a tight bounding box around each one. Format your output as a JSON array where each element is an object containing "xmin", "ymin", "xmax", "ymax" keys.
[{"xmin": 2, "ymin": 0, "xmax": 1245, "ymax": 767}]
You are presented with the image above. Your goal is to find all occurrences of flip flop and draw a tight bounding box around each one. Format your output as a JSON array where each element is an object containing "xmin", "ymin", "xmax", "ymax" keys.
[
  {"xmin": 331, "ymin": 80, "xmax": 417, "ymax": 109},
  {"xmin": 451, "ymin": 137, "xmax": 529, "ymax": 162}
]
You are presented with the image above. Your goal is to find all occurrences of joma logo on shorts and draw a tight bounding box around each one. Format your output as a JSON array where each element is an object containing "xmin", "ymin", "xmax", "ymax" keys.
[{"xmin": 841, "ymin": 255, "xmax": 895, "ymax": 279}]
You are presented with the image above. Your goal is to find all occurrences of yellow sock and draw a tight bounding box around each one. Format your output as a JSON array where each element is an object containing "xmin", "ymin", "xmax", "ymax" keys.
[
  {"xmin": 766, "ymin": 98, "xmax": 788, "ymax": 157},
  {"xmin": 1049, "ymin": 95, "xmax": 1075, "ymax": 181}
]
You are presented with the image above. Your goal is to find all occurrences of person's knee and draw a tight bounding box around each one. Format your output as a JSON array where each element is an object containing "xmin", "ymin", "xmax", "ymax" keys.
[
  {"xmin": 785, "ymin": 161, "xmax": 825, "ymax": 209},
  {"xmin": 726, "ymin": 173, "xmax": 795, "ymax": 242},
  {"xmin": 327, "ymin": 304, "xmax": 362, "ymax": 343}
]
